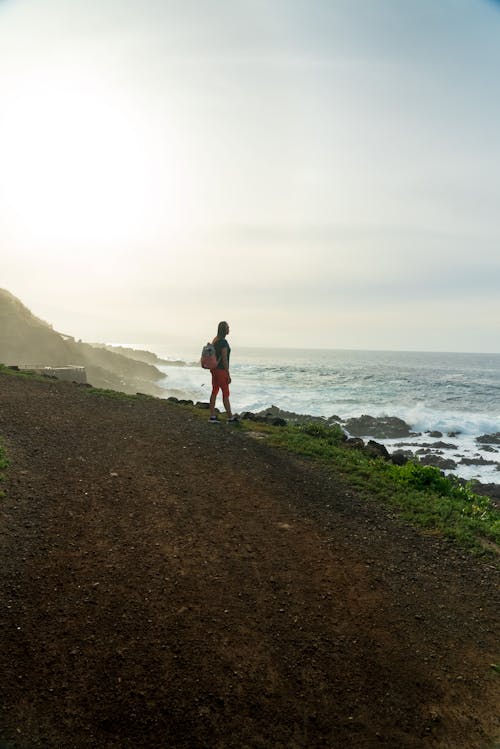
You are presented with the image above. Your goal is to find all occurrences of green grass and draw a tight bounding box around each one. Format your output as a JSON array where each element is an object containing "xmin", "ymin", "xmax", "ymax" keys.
[
  {"xmin": 242, "ymin": 420, "xmax": 500, "ymax": 556},
  {"xmin": 0, "ymin": 363, "xmax": 52, "ymax": 384},
  {"xmin": 0, "ymin": 364, "xmax": 143, "ymax": 402},
  {"xmin": 2, "ymin": 364, "xmax": 498, "ymax": 556},
  {"xmin": 81, "ymin": 386, "xmax": 139, "ymax": 402}
]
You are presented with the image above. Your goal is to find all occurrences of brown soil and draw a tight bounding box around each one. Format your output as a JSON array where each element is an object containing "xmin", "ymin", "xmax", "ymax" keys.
[{"xmin": 0, "ymin": 372, "xmax": 498, "ymax": 749}]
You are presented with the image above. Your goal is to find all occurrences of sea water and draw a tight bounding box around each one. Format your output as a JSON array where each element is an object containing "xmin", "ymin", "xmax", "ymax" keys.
[{"xmin": 130, "ymin": 344, "xmax": 500, "ymax": 486}]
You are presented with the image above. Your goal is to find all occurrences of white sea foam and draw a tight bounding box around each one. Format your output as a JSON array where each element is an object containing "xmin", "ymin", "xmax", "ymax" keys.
[{"xmin": 127, "ymin": 343, "xmax": 500, "ymax": 486}]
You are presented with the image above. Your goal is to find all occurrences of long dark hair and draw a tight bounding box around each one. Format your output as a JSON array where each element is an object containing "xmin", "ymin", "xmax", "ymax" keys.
[
  {"xmin": 217, "ymin": 321, "xmax": 229, "ymax": 337},
  {"xmin": 213, "ymin": 320, "xmax": 229, "ymax": 343}
]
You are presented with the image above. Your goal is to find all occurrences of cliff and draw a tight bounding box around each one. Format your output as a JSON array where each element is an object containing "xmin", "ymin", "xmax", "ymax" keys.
[{"xmin": 0, "ymin": 288, "xmax": 166, "ymax": 396}]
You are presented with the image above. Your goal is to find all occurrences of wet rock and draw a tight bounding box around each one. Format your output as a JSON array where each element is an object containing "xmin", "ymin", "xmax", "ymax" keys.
[
  {"xmin": 344, "ymin": 437, "xmax": 365, "ymax": 450},
  {"xmin": 416, "ymin": 448, "xmax": 433, "ymax": 455},
  {"xmin": 448, "ymin": 431, "xmax": 461, "ymax": 438},
  {"xmin": 364, "ymin": 440, "xmax": 390, "ymax": 460},
  {"xmin": 476, "ymin": 433, "xmax": 500, "ymax": 445},
  {"xmin": 427, "ymin": 430, "xmax": 443, "ymax": 438},
  {"xmin": 431, "ymin": 441, "xmax": 458, "ymax": 450},
  {"xmin": 418, "ymin": 454, "xmax": 457, "ymax": 470},
  {"xmin": 238, "ymin": 410, "xmax": 287, "ymax": 426},
  {"xmin": 480, "ymin": 445, "xmax": 498, "ymax": 453},
  {"xmin": 270, "ymin": 418, "xmax": 287, "ymax": 427},
  {"xmin": 344, "ymin": 415, "xmax": 413, "ymax": 439},
  {"xmin": 391, "ymin": 450, "xmax": 412, "ymax": 466},
  {"xmin": 460, "ymin": 456, "xmax": 500, "ymax": 467},
  {"xmin": 394, "ymin": 441, "xmax": 427, "ymax": 448},
  {"xmin": 253, "ymin": 405, "xmax": 324, "ymax": 425},
  {"xmin": 469, "ymin": 482, "xmax": 500, "ymax": 509}
]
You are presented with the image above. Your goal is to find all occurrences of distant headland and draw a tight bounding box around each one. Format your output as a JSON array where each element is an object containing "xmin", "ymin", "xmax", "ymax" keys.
[{"xmin": 0, "ymin": 288, "xmax": 167, "ymax": 396}]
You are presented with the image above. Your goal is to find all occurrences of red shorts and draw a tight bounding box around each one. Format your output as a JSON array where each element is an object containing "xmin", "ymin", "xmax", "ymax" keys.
[{"xmin": 211, "ymin": 369, "xmax": 230, "ymax": 398}]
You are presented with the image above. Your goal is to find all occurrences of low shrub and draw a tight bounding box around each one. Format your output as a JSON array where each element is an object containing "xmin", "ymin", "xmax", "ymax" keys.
[
  {"xmin": 253, "ymin": 421, "xmax": 500, "ymax": 555},
  {"xmin": 297, "ymin": 421, "xmax": 345, "ymax": 445}
]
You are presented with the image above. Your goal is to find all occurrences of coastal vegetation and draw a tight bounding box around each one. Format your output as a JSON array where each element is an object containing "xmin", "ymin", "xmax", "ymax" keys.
[
  {"xmin": 1, "ymin": 362, "xmax": 499, "ymax": 749},
  {"xmin": 240, "ymin": 420, "xmax": 500, "ymax": 556},
  {"xmin": 1, "ymin": 363, "xmax": 498, "ymax": 557}
]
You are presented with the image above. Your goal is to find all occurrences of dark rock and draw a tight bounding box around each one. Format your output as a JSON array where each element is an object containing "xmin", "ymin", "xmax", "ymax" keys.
[
  {"xmin": 448, "ymin": 431, "xmax": 461, "ymax": 438},
  {"xmin": 459, "ymin": 456, "xmax": 500, "ymax": 467},
  {"xmin": 364, "ymin": 440, "xmax": 390, "ymax": 460},
  {"xmin": 167, "ymin": 396, "xmax": 194, "ymax": 406},
  {"xmin": 480, "ymin": 445, "xmax": 498, "ymax": 453},
  {"xmin": 343, "ymin": 415, "xmax": 412, "ymax": 439},
  {"xmin": 416, "ymin": 448, "xmax": 433, "ymax": 455},
  {"xmin": 427, "ymin": 430, "xmax": 443, "ymax": 438},
  {"xmin": 391, "ymin": 450, "xmax": 412, "ymax": 466},
  {"xmin": 476, "ymin": 433, "xmax": 500, "ymax": 445},
  {"xmin": 469, "ymin": 482, "xmax": 500, "ymax": 509},
  {"xmin": 431, "ymin": 441, "xmax": 458, "ymax": 450},
  {"xmin": 253, "ymin": 405, "xmax": 325, "ymax": 425},
  {"xmin": 195, "ymin": 402, "xmax": 210, "ymax": 409},
  {"xmin": 418, "ymin": 454, "xmax": 457, "ymax": 470},
  {"xmin": 394, "ymin": 441, "xmax": 428, "ymax": 448},
  {"xmin": 271, "ymin": 418, "xmax": 287, "ymax": 427},
  {"xmin": 344, "ymin": 437, "xmax": 365, "ymax": 450}
]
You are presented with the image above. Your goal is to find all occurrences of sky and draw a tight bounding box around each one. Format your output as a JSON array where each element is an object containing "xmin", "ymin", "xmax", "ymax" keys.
[{"xmin": 1, "ymin": 0, "xmax": 499, "ymax": 352}]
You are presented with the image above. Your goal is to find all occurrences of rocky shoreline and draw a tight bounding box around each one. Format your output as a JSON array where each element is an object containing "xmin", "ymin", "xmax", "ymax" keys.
[
  {"xmin": 1, "ymin": 368, "xmax": 499, "ymax": 749},
  {"xmin": 167, "ymin": 397, "xmax": 500, "ymax": 506}
]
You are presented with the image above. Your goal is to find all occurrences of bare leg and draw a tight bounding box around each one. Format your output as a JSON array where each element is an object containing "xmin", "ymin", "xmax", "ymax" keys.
[
  {"xmin": 209, "ymin": 390, "xmax": 217, "ymax": 418},
  {"xmin": 223, "ymin": 396, "xmax": 232, "ymax": 418}
]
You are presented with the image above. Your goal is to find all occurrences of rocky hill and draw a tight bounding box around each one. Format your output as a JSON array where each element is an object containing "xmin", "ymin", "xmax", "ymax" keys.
[{"xmin": 0, "ymin": 288, "xmax": 166, "ymax": 396}]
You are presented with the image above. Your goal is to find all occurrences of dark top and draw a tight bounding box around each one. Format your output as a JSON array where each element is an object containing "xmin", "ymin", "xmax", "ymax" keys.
[{"xmin": 214, "ymin": 338, "xmax": 230, "ymax": 370}]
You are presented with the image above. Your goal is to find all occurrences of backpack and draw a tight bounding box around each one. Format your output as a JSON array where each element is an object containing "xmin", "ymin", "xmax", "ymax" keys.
[{"xmin": 200, "ymin": 342, "xmax": 219, "ymax": 370}]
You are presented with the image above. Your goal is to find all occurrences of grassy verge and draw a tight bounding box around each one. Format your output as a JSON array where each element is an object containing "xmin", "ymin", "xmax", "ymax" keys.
[
  {"xmin": 1, "ymin": 365, "xmax": 498, "ymax": 556},
  {"xmin": 0, "ymin": 363, "xmax": 52, "ymax": 384},
  {"xmin": 241, "ymin": 420, "xmax": 500, "ymax": 556},
  {"xmin": 81, "ymin": 386, "xmax": 140, "ymax": 402},
  {"xmin": 0, "ymin": 365, "xmax": 140, "ymax": 402}
]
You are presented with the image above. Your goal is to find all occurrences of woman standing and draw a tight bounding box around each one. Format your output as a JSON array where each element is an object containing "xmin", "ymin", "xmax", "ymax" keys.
[{"xmin": 209, "ymin": 321, "xmax": 237, "ymax": 423}]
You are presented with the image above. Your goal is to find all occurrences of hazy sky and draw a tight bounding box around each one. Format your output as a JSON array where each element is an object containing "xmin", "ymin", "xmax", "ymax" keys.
[{"xmin": 1, "ymin": 0, "xmax": 499, "ymax": 351}]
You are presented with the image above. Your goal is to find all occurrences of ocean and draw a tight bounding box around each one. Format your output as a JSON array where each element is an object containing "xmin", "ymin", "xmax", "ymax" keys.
[{"xmin": 131, "ymin": 344, "xmax": 500, "ymax": 486}]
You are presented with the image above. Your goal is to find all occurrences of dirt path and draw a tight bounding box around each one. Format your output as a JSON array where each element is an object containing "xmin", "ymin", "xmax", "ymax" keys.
[{"xmin": 0, "ymin": 372, "xmax": 498, "ymax": 749}]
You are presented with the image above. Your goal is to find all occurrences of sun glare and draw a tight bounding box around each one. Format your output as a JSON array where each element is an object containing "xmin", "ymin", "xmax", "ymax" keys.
[{"xmin": 0, "ymin": 67, "xmax": 187, "ymax": 254}]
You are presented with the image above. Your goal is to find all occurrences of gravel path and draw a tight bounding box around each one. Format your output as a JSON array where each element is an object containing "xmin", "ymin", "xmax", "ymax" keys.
[{"xmin": 0, "ymin": 372, "xmax": 498, "ymax": 749}]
